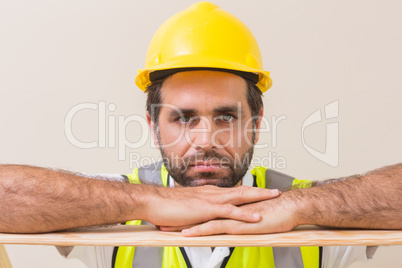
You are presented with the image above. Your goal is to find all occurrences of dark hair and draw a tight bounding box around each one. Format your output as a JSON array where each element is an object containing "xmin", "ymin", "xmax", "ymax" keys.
[{"xmin": 146, "ymin": 76, "xmax": 263, "ymax": 126}]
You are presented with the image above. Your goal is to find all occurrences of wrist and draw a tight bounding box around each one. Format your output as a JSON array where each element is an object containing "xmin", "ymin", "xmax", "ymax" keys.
[
  {"xmin": 127, "ymin": 184, "xmax": 153, "ymax": 222},
  {"xmin": 293, "ymin": 188, "xmax": 318, "ymax": 226},
  {"xmin": 135, "ymin": 184, "xmax": 164, "ymax": 223},
  {"xmin": 281, "ymin": 189, "xmax": 312, "ymax": 228}
]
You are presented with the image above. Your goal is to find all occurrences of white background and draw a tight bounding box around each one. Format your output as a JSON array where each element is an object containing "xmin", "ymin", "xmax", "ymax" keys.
[{"xmin": 1, "ymin": 0, "xmax": 401, "ymax": 267}]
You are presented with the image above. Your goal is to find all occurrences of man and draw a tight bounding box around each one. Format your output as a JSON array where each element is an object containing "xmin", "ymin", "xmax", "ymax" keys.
[{"xmin": 0, "ymin": 1, "xmax": 401, "ymax": 268}]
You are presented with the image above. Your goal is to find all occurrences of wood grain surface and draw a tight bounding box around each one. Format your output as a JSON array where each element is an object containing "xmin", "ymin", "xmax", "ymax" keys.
[
  {"xmin": 0, "ymin": 225, "xmax": 401, "ymax": 247},
  {"xmin": 0, "ymin": 244, "xmax": 12, "ymax": 268}
]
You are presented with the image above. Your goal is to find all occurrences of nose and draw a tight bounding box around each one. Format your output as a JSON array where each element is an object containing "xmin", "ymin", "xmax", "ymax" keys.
[{"xmin": 188, "ymin": 116, "xmax": 216, "ymax": 150}]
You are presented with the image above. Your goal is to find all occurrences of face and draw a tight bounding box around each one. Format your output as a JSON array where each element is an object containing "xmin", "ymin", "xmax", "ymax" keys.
[{"xmin": 147, "ymin": 71, "xmax": 263, "ymax": 187}]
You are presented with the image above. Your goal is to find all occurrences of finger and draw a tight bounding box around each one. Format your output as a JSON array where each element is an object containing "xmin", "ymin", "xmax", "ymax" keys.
[
  {"xmin": 181, "ymin": 220, "xmax": 247, "ymax": 237},
  {"xmin": 220, "ymin": 187, "xmax": 280, "ymax": 206},
  {"xmin": 159, "ymin": 224, "xmax": 196, "ymax": 232},
  {"xmin": 211, "ymin": 204, "xmax": 262, "ymax": 223},
  {"xmin": 182, "ymin": 219, "xmax": 268, "ymax": 237}
]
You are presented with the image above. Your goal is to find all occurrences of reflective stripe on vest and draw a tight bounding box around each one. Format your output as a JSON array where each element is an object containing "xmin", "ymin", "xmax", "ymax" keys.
[{"xmin": 114, "ymin": 162, "xmax": 318, "ymax": 268}]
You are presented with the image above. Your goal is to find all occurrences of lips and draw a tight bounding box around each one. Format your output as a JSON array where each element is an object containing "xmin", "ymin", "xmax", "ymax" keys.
[
  {"xmin": 188, "ymin": 161, "xmax": 229, "ymax": 172},
  {"xmin": 192, "ymin": 161, "xmax": 223, "ymax": 166}
]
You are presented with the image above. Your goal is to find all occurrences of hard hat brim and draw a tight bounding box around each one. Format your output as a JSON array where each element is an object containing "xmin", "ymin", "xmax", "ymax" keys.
[{"xmin": 135, "ymin": 55, "xmax": 272, "ymax": 93}]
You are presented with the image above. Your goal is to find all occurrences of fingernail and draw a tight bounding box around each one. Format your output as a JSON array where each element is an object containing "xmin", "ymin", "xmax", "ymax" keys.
[
  {"xmin": 182, "ymin": 229, "xmax": 190, "ymax": 235},
  {"xmin": 253, "ymin": 213, "xmax": 260, "ymax": 219},
  {"xmin": 272, "ymin": 189, "xmax": 280, "ymax": 195}
]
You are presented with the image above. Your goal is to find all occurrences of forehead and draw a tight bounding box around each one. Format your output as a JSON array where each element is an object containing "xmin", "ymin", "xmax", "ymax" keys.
[{"xmin": 160, "ymin": 71, "xmax": 249, "ymax": 110}]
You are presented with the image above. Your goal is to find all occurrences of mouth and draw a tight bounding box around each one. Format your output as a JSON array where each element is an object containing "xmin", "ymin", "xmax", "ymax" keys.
[{"xmin": 189, "ymin": 161, "xmax": 229, "ymax": 172}]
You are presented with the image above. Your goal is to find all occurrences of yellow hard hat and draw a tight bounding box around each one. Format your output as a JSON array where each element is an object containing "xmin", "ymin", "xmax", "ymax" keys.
[{"xmin": 135, "ymin": 1, "xmax": 272, "ymax": 93}]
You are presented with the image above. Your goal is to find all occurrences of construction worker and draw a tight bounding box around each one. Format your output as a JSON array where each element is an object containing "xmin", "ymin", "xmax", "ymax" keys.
[
  {"xmin": 0, "ymin": 1, "xmax": 401, "ymax": 268},
  {"xmin": 62, "ymin": 2, "xmax": 400, "ymax": 267}
]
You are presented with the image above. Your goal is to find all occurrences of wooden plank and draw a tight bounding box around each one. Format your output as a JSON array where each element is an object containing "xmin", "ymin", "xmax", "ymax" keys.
[
  {"xmin": 0, "ymin": 225, "xmax": 402, "ymax": 247},
  {"xmin": 0, "ymin": 244, "xmax": 12, "ymax": 268}
]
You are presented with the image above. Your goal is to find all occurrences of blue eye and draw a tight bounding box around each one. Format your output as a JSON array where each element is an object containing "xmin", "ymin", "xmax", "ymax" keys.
[
  {"xmin": 178, "ymin": 115, "xmax": 192, "ymax": 123},
  {"xmin": 222, "ymin": 115, "xmax": 233, "ymax": 121},
  {"xmin": 217, "ymin": 114, "xmax": 234, "ymax": 122}
]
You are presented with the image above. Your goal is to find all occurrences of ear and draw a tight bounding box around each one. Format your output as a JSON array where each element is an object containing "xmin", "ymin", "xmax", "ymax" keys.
[
  {"xmin": 253, "ymin": 108, "xmax": 264, "ymax": 144},
  {"xmin": 147, "ymin": 111, "xmax": 160, "ymax": 149}
]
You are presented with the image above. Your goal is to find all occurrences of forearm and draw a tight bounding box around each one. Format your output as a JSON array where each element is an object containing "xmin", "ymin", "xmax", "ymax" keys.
[
  {"xmin": 0, "ymin": 165, "xmax": 149, "ymax": 233},
  {"xmin": 294, "ymin": 163, "xmax": 402, "ymax": 229},
  {"xmin": 180, "ymin": 163, "xmax": 402, "ymax": 236},
  {"xmin": 0, "ymin": 165, "xmax": 279, "ymax": 234}
]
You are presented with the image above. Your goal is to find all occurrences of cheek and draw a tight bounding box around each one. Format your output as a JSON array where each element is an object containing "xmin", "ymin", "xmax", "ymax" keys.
[
  {"xmin": 229, "ymin": 121, "xmax": 254, "ymax": 145},
  {"xmin": 158, "ymin": 123, "xmax": 192, "ymax": 156},
  {"xmin": 232, "ymin": 131, "xmax": 254, "ymax": 151},
  {"xmin": 241, "ymin": 117, "xmax": 256, "ymax": 145},
  {"xmin": 212, "ymin": 126, "xmax": 252, "ymax": 157},
  {"xmin": 159, "ymin": 124, "xmax": 179, "ymax": 144},
  {"xmin": 214, "ymin": 128, "xmax": 237, "ymax": 150}
]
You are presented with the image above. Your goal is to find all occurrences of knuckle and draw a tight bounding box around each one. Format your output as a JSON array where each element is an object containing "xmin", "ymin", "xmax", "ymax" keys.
[
  {"xmin": 236, "ymin": 186, "xmax": 247, "ymax": 199},
  {"xmin": 223, "ymin": 204, "xmax": 234, "ymax": 215}
]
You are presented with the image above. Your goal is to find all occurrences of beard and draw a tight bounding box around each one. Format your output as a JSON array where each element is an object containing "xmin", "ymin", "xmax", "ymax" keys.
[
  {"xmin": 160, "ymin": 147, "xmax": 254, "ymax": 187},
  {"xmin": 156, "ymin": 127, "xmax": 256, "ymax": 188}
]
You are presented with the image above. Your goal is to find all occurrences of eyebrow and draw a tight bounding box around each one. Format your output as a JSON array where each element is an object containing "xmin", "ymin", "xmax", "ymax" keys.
[
  {"xmin": 167, "ymin": 105, "xmax": 244, "ymax": 118},
  {"xmin": 168, "ymin": 108, "xmax": 196, "ymax": 118},
  {"xmin": 213, "ymin": 105, "xmax": 242, "ymax": 115}
]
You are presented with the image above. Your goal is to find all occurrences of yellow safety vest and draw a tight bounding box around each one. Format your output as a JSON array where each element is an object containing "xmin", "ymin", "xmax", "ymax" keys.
[{"xmin": 113, "ymin": 162, "xmax": 319, "ymax": 268}]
